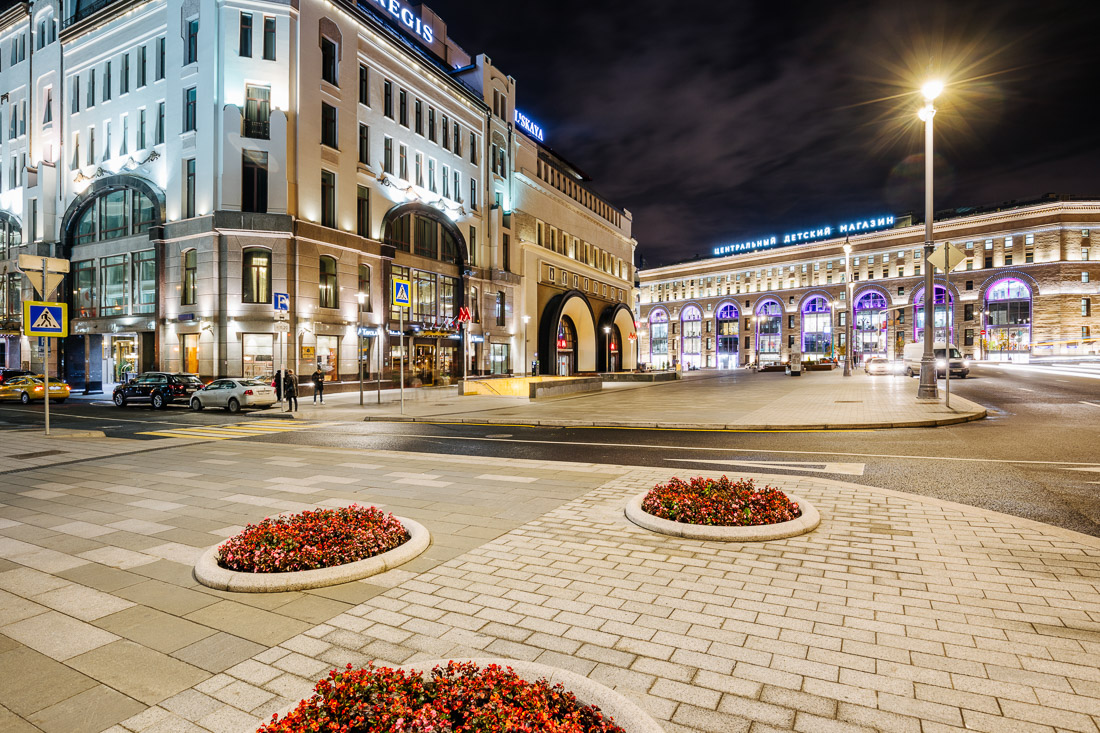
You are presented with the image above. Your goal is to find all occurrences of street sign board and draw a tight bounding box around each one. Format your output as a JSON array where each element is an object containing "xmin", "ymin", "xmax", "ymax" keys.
[
  {"xmin": 274, "ymin": 292, "xmax": 290, "ymax": 311},
  {"xmin": 392, "ymin": 277, "xmax": 411, "ymax": 308},
  {"xmin": 24, "ymin": 301, "xmax": 68, "ymax": 337},
  {"xmin": 928, "ymin": 243, "xmax": 966, "ymax": 273},
  {"xmin": 17, "ymin": 255, "xmax": 70, "ymax": 298},
  {"xmin": 274, "ymin": 321, "xmax": 290, "ymax": 333}
]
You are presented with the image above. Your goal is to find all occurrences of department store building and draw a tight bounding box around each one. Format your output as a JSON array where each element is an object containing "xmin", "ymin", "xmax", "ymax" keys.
[
  {"xmin": 636, "ymin": 197, "xmax": 1100, "ymax": 369},
  {"xmin": 0, "ymin": 0, "xmax": 634, "ymax": 388}
]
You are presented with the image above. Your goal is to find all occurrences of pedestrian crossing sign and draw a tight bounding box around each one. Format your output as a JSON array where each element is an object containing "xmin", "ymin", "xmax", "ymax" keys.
[
  {"xmin": 23, "ymin": 301, "xmax": 68, "ymax": 337},
  {"xmin": 392, "ymin": 277, "xmax": 411, "ymax": 308}
]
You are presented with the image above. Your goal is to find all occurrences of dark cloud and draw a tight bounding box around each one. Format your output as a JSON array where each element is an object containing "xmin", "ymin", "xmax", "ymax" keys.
[{"xmin": 425, "ymin": 0, "xmax": 1100, "ymax": 266}]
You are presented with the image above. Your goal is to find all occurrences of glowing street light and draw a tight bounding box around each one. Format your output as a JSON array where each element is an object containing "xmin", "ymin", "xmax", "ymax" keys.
[{"xmin": 916, "ymin": 79, "xmax": 943, "ymax": 401}]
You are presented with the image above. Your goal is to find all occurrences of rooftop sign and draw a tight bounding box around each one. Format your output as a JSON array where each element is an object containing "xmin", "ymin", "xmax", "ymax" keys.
[
  {"xmin": 515, "ymin": 109, "xmax": 545, "ymax": 142},
  {"xmin": 363, "ymin": 0, "xmax": 434, "ymax": 44},
  {"xmin": 712, "ymin": 215, "xmax": 895, "ymax": 257}
]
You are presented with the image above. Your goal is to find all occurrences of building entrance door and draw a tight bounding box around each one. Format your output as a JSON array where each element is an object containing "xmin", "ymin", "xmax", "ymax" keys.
[
  {"xmin": 717, "ymin": 335, "xmax": 739, "ymax": 369},
  {"xmin": 556, "ymin": 316, "xmax": 577, "ymax": 376}
]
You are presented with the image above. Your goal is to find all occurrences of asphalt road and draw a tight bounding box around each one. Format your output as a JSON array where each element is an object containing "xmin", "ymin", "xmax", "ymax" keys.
[{"xmin": 2, "ymin": 363, "xmax": 1098, "ymax": 536}]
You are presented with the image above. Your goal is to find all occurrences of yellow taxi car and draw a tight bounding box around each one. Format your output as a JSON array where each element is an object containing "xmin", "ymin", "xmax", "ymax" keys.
[{"xmin": 0, "ymin": 376, "xmax": 71, "ymax": 404}]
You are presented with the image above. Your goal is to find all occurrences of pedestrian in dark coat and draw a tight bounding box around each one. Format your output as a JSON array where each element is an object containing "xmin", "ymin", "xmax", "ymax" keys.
[
  {"xmin": 312, "ymin": 367, "xmax": 325, "ymax": 404},
  {"xmin": 283, "ymin": 369, "xmax": 298, "ymax": 412}
]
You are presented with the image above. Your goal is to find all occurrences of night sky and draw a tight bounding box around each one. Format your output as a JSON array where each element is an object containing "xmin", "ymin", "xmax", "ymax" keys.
[{"xmin": 425, "ymin": 0, "xmax": 1100, "ymax": 267}]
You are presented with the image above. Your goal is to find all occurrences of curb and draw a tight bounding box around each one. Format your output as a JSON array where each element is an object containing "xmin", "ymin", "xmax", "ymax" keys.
[
  {"xmin": 625, "ymin": 491, "xmax": 820, "ymax": 541},
  {"xmin": 193, "ymin": 516, "xmax": 430, "ymax": 592},
  {"xmin": 362, "ymin": 407, "xmax": 986, "ymax": 431},
  {"xmin": 397, "ymin": 658, "xmax": 665, "ymax": 733}
]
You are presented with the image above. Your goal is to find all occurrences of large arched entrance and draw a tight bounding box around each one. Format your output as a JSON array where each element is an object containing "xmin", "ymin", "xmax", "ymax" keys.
[
  {"xmin": 913, "ymin": 285, "xmax": 954, "ymax": 345},
  {"xmin": 715, "ymin": 302, "xmax": 739, "ymax": 369},
  {"xmin": 680, "ymin": 304, "xmax": 703, "ymax": 369},
  {"xmin": 984, "ymin": 277, "xmax": 1032, "ymax": 360},
  {"xmin": 59, "ymin": 176, "xmax": 165, "ymax": 390},
  {"xmin": 755, "ymin": 299, "xmax": 782, "ymax": 365},
  {"xmin": 597, "ymin": 303, "xmax": 636, "ymax": 372},
  {"xmin": 800, "ymin": 295, "xmax": 832, "ymax": 360},
  {"xmin": 539, "ymin": 289, "xmax": 597, "ymax": 375},
  {"xmin": 648, "ymin": 308, "xmax": 669, "ymax": 370},
  {"xmin": 853, "ymin": 290, "xmax": 889, "ymax": 361}
]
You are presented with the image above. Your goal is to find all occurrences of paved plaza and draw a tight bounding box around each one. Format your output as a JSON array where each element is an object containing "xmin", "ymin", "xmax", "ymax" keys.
[
  {"xmin": 282, "ymin": 370, "xmax": 987, "ymax": 429},
  {"xmin": 1, "ymin": 430, "xmax": 1099, "ymax": 732}
]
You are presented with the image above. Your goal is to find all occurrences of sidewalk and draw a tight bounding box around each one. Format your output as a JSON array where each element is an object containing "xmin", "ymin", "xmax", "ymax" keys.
[
  {"xmin": 280, "ymin": 370, "xmax": 986, "ymax": 429},
  {"xmin": 2, "ymin": 438, "xmax": 1100, "ymax": 732}
]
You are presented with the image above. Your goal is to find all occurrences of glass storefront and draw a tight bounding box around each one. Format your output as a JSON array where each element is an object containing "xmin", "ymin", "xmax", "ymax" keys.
[
  {"xmin": 854, "ymin": 291, "xmax": 888, "ymax": 361},
  {"xmin": 649, "ymin": 309, "xmax": 669, "ymax": 369},
  {"xmin": 556, "ymin": 316, "xmax": 577, "ymax": 375},
  {"xmin": 490, "ymin": 342, "xmax": 510, "ymax": 375},
  {"xmin": 756, "ymin": 299, "xmax": 782, "ymax": 362},
  {"xmin": 315, "ymin": 335, "xmax": 339, "ymax": 379},
  {"xmin": 985, "ymin": 278, "xmax": 1032, "ymax": 357},
  {"xmin": 181, "ymin": 333, "xmax": 199, "ymax": 374},
  {"xmin": 243, "ymin": 333, "xmax": 273, "ymax": 378},
  {"xmin": 800, "ymin": 296, "xmax": 832, "ymax": 359},
  {"xmin": 914, "ymin": 285, "xmax": 954, "ymax": 345},
  {"xmin": 716, "ymin": 302, "xmax": 739, "ymax": 369},
  {"xmin": 680, "ymin": 305, "xmax": 702, "ymax": 369}
]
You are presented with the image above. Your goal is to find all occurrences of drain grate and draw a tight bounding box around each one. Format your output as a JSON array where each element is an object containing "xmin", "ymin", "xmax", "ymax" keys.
[{"xmin": 10, "ymin": 449, "xmax": 68, "ymax": 460}]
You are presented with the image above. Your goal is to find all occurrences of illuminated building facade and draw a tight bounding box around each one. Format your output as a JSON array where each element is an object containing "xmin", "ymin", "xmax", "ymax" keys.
[
  {"xmin": 0, "ymin": 0, "xmax": 632, "ymax": 387},
  {"xmin": 636, "ymin": 197, "xmax": 1100, "ymax": 369}
]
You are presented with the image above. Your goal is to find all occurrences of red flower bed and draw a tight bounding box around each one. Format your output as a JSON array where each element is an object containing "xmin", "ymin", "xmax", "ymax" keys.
[
  {"xmin": 641, "ymin": 476, "xmax": 801, "ymax": 526},
  {"xmin": 218, "ymin": 505, "xmax": 408, "ymax": 573},
  {"xmin": 259, "ymin": 661, "xmax": 626, "ymax": 733}
]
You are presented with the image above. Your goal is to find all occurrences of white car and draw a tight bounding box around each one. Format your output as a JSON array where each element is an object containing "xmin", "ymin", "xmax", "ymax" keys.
[{"xmin": 190, "ymin": 378, "xmax": 277, "ymax": 413}]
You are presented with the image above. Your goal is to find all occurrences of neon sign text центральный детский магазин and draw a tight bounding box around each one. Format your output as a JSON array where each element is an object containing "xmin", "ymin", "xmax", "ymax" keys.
[{"xmin": 712, "ymin": 215, "xmax": 895, "ymax": 257}]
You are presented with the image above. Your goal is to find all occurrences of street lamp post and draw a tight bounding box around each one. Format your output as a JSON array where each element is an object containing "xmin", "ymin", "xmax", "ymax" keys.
[
  {"xmin": 356, "ymin": 292, "xmax": 366, "ymax": 406},
  {"xmin": 842, "ymin": 240, "xmax": 853, "ymax": 376},
  {"xmin": 603, "ymin": 326, "xmax": 611, "ymax": 372},
  {"xmin": 917, "ymin": 79, "xmax": 943, "ymax": 400},
  {"xmin": 522, "ymin": 315, "xmax": 530, "ymax": 377}
]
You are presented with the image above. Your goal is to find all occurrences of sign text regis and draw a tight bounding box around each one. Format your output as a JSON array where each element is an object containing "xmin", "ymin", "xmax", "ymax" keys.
[{"xmin": 363, "ymin": 0, "xmax": 434, "ymax": 43}]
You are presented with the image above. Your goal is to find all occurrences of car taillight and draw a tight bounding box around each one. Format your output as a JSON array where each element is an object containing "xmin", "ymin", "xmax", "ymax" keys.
[{"xmin": 244, "ymin": 389, "xmax": 253, "ymax": 395}]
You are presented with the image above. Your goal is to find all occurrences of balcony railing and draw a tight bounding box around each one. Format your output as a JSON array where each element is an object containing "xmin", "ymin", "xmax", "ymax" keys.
[
  {"xmin": 242, "ymin": 119, "xmax": 270, "ymax": 139},
  {"xmin": 62, "ymin": 0, "xmax": 120, "ymax": 29}
]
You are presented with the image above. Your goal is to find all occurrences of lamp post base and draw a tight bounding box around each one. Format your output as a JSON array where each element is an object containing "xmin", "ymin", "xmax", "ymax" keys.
[{"xmin": 917, "ymin": 357, "xmax": 939, "ymax": 400}]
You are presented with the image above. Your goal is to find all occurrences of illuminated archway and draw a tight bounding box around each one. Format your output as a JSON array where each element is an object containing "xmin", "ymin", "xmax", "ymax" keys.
[
  {"xmin": 800, "ymin": 295, "xmax": 832, "ymax": 359},
  {"xmin": 754, "ymin": 298, "xmax": 782, "ymax": 363},
  {"xmin": 680, "ymin": 304, "xmax": 703, "ymax": 369},
  {"xmin": 913, "ymin": 285, "xmax": 955, "ymax": 345},
  {"xmin": 715, "ymin": 301, "xmax": 740, "ymax": 369},
  {"xmin": 539, "ymin": 289, "xmax": 597, "ymax": 374},
  {"xmin": 648, "ymin": 308, "xmax": 669, "ymax": 369},
  {"xmin": 984, "ymin": 277, "xmax": 1032, "ymax": 358},
  {"xmin": 853, "ymin": 289, "xmax": 889, "ymax": 360}
]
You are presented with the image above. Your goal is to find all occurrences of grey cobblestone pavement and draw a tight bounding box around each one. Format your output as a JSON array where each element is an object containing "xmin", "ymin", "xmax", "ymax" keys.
[{"xmin": 2, "ymin": 436, "xmax": 1100, "ymax": 732}]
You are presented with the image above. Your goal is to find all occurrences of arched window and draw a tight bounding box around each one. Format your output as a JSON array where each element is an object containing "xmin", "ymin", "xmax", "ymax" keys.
[
  {"xmin": 801, "ymin": 296, "xmax": 832, "ymax": 358},
  {"xmin": 854, "ymin": 291, "xmax": 888, "ymax": 359},
  {"xmin": 384, "ymin": 211, "xmax": 461, "ymax": 264},
  {"xmin": 716, "ymin": 302, "xmax": 740, "ymax": 369},
  {"xmin": 358, "ymin": 264, "xmax": 371, "ymax": 312},
  {"xmin": 985, "ymin": 278, "xmax": 1032, "ymax": 355},
  {"xmin": 319, "ymin": 256, "xmax": 338, "ymax": 308},
  {"xmin": 680, "ymin": 305, "xmax": 702, "ymax": 368},
  {"xmin": 242, "ymin": 248, "xmax": 271, "ymax": 304},
  {"xmin": 755, "ymin": 299, "xmax": 782, "ymax": 359},
  {"xmin": 181, "ymin": 250, "xmax": 197, "ymax": 306},
  {"xmin": 649, "ymin": 309, "xmax": 669, "ymax": 368},
  {"xmin": 914, "ymin": 285, "xmax": 953, "ymax": 345},
  {"xmin": 73, "ymin": 188, "xmax": 157, "ymax": 245}
]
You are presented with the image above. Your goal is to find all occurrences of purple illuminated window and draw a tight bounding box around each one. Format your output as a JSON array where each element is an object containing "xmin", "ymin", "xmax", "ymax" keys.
[{"xmin": 716, "ymin": 302, "xmax": 739, "ymax": 320}]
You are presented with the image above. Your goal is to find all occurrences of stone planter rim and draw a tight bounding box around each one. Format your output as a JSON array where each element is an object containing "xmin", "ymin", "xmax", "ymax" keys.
[
  {"xmin": 193, "ymin": 515, "xmax": 430, "ymax": 592},
  {"xmin": 625, "ymin": 490, "xmax": 819, "ymax": 541}
]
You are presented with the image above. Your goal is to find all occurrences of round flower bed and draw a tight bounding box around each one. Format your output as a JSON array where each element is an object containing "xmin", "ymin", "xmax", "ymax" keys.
[
  {"xmin": 194, "ymin": 505, "xmax": 430, "ymax": 593},
  {"xmin": 626, "ymin": 476, "xmax": 820, "ymax": 541},
  {"xmin": 259, "ymin": 661, "xmax": 645, "ymax": 733}
]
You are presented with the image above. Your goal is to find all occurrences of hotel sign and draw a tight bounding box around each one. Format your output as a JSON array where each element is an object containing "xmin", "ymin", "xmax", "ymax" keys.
[
  {"xmin": 712, "ymin": 215, "xmax": 895, "ymax": 257},
  {"xmin": 515, "ymin": 109, "xmax": 545, "ymax": 142},
  {"xmin": 361, "ymin": 0, "xmax": 434, "ymax": 44}
]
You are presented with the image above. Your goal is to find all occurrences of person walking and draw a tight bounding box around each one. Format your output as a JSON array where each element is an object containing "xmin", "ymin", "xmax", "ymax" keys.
[
  {"xmin": 311, "ymin": 366, "xmax": 325, "ymax": 404},
  {"xmin": 283, "ymin": 369, "xmax": 298, "ymax": 412}
]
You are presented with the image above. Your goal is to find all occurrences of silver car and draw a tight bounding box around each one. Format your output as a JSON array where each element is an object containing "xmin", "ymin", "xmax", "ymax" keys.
[{"xmin": 189, "ymin": 378, "xmax": 277, "ymax": 413}]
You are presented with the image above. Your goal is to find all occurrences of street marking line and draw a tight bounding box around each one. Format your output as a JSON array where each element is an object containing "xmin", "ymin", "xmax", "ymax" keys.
[
  {"xmin": 1079, "ymin": 401, "xmax": 1100, "ymax": 408},
  {"xmin": 138, "ymin": 431, "xmax": 234, "ymax": 440},
  {"xmin": 668, "ymin": 459, "xmax": 866, "ymax": 476},
  {"xmin": 362, "ymin": 431, "xmax": 1100, "ymax": 469},
  {"xmin": 403, "ymin": 421, "xmax": 872, "ymax": 433}
]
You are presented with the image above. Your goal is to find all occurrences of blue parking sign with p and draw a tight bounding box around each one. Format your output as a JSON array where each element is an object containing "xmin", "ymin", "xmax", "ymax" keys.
[
  {"xmin": 274, "ymin": 292, "xmax": 290, "ymax": 311},
  {"xmin": 392, "ymin": 278, "xmax": 411, "ymax": 308}
]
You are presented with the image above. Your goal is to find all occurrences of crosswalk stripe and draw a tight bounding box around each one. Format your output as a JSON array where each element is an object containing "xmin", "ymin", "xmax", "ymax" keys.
[
  {"xmin": 137, "ymin": 420, "xmax": 345, "ymax": 441},
  {"xmin": 138, "ymin": 431, "xmax": 235, "ymax": 440}
]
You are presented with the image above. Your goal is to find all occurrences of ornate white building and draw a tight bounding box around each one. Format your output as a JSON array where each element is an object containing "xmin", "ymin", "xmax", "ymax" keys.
[{"xmin": 0, "ymin": 0, "xmax": 635, "ymax": 389}]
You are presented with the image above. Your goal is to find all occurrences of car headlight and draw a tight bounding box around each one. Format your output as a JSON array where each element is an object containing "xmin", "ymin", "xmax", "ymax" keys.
[
  {"xmin": 935, "ymin": 359, "xmax": 946, "ymax": 368},
  {"xmin": 963, "ymin": 359, "xmax": 970, "ymax": 367}
]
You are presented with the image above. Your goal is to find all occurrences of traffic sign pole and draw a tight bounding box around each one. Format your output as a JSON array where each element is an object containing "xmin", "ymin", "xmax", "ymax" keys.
[{"xmin": 42, "ymin": 261, "xmax": 49, "ymax": 436}]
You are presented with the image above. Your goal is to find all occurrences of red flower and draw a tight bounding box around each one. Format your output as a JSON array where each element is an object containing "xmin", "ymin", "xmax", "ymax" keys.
[
  {"xmin": 218, "ymin": 505, "xmax": 409, "ymax": 573},
  {"xmin": 641, "ymin": 476, "xmax": 801, "ymax": 527}
]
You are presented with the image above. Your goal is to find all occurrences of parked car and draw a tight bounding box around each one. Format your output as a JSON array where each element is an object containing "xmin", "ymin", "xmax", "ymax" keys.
[
  {"xmin": 0, "ymin": 376, "xmax": 70, "ymax": 403},
  {"xmin": 864, "ymin": 357, "xmax": 893, "ymax": 376},
  {"xmin": 113, "ymin": 372, "xmax": 204, "ymax": 409},
  {"xmin": 189, "ymin": 378, "xmax": 277, "ymax": 413},
  {"xmin": 0, "ymin": 368, "xmax": 31, "ymax": 385}
]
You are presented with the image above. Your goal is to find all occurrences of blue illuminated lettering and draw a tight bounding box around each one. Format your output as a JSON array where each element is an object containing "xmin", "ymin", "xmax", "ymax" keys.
[
  {"xmin": 711, "ymin": 214, "xmax": 896, "ymax": 258},
  {"xmin": 366, "ymin": 0, "xmax": 434, "ymax": 44},
  {"xmin": 514, "ymin": 109, "xmax": 545, "ymax": 142}
]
